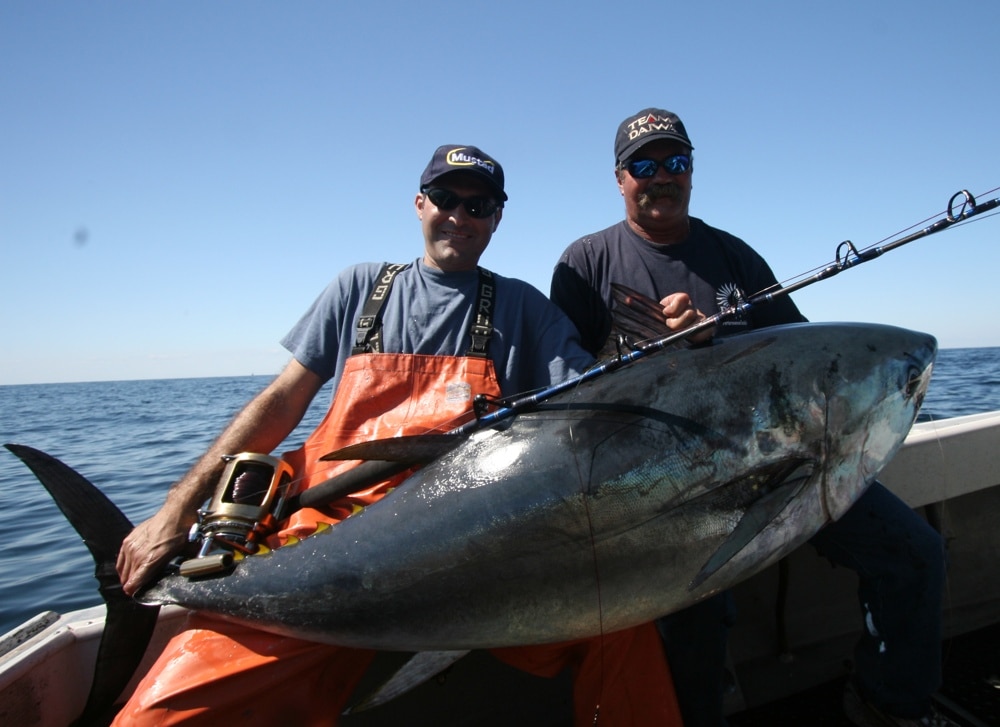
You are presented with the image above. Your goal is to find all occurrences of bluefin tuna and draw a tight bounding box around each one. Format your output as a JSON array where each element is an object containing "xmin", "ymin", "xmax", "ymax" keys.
[{"xmin": 76, "ymin": 321, "xmax": 931, "ymax": 651}]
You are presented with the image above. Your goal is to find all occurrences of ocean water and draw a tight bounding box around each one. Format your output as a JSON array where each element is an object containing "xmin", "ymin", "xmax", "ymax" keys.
[{"xmin": 1, "ymin": 347, "xmax": 998, "ymax": 637}]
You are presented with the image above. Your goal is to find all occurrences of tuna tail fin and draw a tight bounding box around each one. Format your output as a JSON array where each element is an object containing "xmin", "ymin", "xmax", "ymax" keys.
[
  {"xmin": 345, "ymin": 650, "xmax": 471, "ymax": 714},
  {"xmin": 4, "ymin": 444, "xmax": 160, "ymax": 726}
]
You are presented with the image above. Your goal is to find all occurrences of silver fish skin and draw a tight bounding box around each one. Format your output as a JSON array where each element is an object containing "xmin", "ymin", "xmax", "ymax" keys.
[{"xmin": 138, "ymin": 322, "xmax": 935, "ymax": 652}]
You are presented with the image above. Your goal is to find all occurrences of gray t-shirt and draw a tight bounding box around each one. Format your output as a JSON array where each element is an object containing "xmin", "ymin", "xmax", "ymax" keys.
[{"xmin": 282, "ymin": 258, "xmax": 594, "ymax": 397}]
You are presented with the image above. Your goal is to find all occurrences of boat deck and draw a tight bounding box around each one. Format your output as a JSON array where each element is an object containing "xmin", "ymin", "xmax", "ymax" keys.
[
  {"xmin": 336, "ymin": 619, "xmax": 1000, "ymax": 726},
  {"xmin": 729, "ymin": 621, "xmax": 1000, "ymax": 727}
]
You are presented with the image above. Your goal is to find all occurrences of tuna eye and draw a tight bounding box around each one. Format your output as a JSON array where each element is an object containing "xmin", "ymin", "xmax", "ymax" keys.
[{"xmin": 904, "ymin": 365, "xmax": 923, "ymax": 399}]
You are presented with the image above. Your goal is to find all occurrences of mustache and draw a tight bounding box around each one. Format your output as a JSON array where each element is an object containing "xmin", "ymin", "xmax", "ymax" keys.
[{"xmin": 637, "ymin": 183, "xmax": 683, "ymax": 209}]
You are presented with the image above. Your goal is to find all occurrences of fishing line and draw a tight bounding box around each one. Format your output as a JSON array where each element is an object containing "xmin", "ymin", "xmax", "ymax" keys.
[
  {"xmin": 917, "ymin": 412, "xmax": 959, "ymax": 634},
  {"xmin": 562, "ymin": 391, "xmax": 610, "ymax": 725},
  {"xmin": 760, "ymin": 186, "xmax": 1000, "ymax": 303}
]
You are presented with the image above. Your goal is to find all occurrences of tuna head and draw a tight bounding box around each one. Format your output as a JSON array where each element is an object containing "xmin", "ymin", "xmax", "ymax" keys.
[{"xmin": 138, "ymin": 322, "xmax": 935, "ymax": 651}]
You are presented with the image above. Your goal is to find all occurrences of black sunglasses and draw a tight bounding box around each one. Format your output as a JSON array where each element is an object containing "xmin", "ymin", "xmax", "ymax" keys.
[
  {"xmin": 421, "ymin": 187, "xmax": 500, "ymax": 219},
  {"xmin": 623, "ymin": 154, "xmax": 692, "ymax": 179}
]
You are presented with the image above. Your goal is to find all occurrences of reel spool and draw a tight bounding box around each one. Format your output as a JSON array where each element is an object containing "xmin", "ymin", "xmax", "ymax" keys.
[{"xmin": 180, "ymin": 453, "xmax": 293, "ymax": 577}]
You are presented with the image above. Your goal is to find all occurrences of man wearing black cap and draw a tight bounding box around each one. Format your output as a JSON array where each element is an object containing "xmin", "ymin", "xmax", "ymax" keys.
[
  {"xmin": 552, "ymin": 108, "xmax": 804, "ymax": 356},
  {"xmin": 112, "ymin": 143, "xmax": 681, "ymax": 725},
  {"xmin": 550, "ymin": 110, "xmax": 954, "ymax": 727}
]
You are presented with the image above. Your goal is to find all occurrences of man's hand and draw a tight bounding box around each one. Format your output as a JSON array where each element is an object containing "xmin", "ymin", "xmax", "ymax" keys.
[
  {"xmin": 114, "ymin": 359, "xmax": 326, "ymax": 597},
  {"xmin": 117, "ymin": 506, "xmax": 193, "ymax": 596},
  {"xmin": 660, "ymin": 292, "xmax": 715, "ymax": 343}
]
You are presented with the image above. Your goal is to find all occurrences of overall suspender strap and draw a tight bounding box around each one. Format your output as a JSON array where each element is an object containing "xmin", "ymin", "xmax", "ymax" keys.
[
  {"xmin": 352, "ymin": 263, "xmax": 495, "ymax": 357},
  {"xmin": 352, "ymin": 263, "xmax": 409, "ymax": 355},
  {"xmin": 466, "ymin": 267, "xmax": 495, "ymax": 358}
]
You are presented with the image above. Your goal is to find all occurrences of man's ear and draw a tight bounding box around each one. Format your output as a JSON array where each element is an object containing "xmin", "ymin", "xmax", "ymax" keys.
[
  {"xmin": 414, "ymin": 192, "xmax": 425, "ymax": 219},
  {"xmin": 492, "ymin": 208, "xmax": 503, "ymax": 232}
]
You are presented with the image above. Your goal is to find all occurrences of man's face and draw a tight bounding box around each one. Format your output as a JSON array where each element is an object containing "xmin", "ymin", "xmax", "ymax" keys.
[
  {"xmin": 617, "ymin": 139, "xmax": 693, "ymax": 234},
  {"xmin": 415, "ymin": 172, "xmax": 503, "ymax": 272}
]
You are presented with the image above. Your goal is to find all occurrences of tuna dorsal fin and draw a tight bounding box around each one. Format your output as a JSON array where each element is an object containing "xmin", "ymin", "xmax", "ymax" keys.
[
  {"xmin": 345, "ymin": 650, "xmax": 471, "ymax": 714},
  {"xmin": 689, "ymin": 458, "xmax": 815, "ymax": 590},
  {"xmin": 4, "ymin": 443, "xmax": 160, "ymax": 725},
  {"xmin": 610, "ymin": 283, "xmax": 671, "ymax": 339},
  {"xmin": 321, "ymin": 433, "xmax": 466, "ymax": 463}
]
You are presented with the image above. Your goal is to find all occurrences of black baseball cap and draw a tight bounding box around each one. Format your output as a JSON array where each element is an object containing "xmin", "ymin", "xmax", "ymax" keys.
[
  {"xmin": 420, "ymin": 145, "xmax": 508, "ymax": 201},
  {"xmin": 614, "ymin": 109, "xmax": 694, "ymax": 163}
]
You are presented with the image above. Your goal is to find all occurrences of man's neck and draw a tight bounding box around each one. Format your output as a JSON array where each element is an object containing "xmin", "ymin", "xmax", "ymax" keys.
[{"xmin": 626, "ymin": 215, "xmax": 691, "ymax": 245}]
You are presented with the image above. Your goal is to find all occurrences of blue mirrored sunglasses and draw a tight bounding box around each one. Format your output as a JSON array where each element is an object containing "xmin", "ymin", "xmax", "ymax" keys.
[
  {"xmin": 421, "ymin": 187, "xmax": 500, "ymax": 219},
  {"xmin": 624, "ymin": 154, "xmax": 692, "ymax": 179}
]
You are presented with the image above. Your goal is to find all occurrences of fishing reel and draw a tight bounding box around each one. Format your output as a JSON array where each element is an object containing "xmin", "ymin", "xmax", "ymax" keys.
[{"xmin": 179, "ymin": 453, "xmax": 293, "ymax": 578}]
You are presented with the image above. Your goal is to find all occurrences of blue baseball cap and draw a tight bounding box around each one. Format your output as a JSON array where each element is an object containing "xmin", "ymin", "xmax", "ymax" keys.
[{"xmin": 420, "ymin": 144, "xmax": 508, "ymax": 201}]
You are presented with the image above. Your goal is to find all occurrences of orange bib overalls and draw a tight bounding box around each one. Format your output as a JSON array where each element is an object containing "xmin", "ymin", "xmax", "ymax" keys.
[{"xmin": 114, "ymin": 266, "xmax": 681, "ymax": 726}]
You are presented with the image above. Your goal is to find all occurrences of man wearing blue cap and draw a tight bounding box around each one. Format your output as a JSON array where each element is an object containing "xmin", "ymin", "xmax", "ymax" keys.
[{"xmin": 112, "ymin": 144, "xmax": 681, "ymax": 726}]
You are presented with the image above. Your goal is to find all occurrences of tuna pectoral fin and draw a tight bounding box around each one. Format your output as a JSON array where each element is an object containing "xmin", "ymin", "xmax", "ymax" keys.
[
  {"xmin": 689, "ymin": 459, "xmax": 814, "ymax": 590},
  {"xmin": 4, "ymin": 444, "xmax": 160, "ymax": 726},
  {"xmin": 345, "ymin": 650, "xmax": 471, "ymax": 714}
]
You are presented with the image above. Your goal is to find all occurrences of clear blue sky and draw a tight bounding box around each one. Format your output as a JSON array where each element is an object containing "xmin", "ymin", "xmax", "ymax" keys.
[{"xmin": 3, "ymin": 1, "xmax": 998, "ymax": 385}]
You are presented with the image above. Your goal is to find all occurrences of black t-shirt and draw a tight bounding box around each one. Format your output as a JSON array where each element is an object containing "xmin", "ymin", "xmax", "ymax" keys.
[{"xmin": 550, "ymin": 218, "xmax": 807, "ymax": 356}]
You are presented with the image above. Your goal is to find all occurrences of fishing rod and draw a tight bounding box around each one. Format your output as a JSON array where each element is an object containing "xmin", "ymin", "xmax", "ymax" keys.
[
  {"xmin": 284, "ymin": 187, "xmax": 1000, "ymax": 514},
  {"xmin": 466, "ymin": 188, "xmax": 1000, "ymax": 427},
  {"xmin": 176, "ymin": 187, "xmax": 998, "ymax": 574}
]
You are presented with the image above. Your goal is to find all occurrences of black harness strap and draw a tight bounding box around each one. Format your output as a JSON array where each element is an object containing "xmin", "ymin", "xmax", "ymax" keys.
[
  {"xmin": 352, "ymin": 264, "xmax": 496, "ymax": 358},
  {"xmin": 352, "ymin": 263, "xmax": 409, "ymax": 355},
  {"xmin": 466, "ymin": 267, "xmax": 494, "ymax": 358}
]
